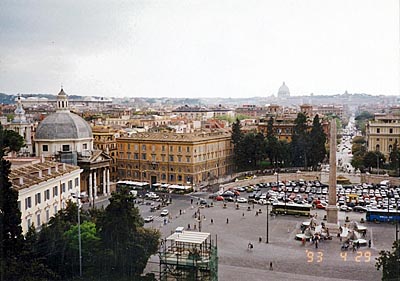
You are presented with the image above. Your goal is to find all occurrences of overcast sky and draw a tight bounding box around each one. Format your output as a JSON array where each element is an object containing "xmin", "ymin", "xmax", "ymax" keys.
[{"xmin": 0, "ymin": 0, "xmax": 398, "ymax": 98}]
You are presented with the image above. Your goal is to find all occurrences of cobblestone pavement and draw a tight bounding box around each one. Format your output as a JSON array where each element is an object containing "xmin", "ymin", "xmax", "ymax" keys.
[{"xmin": 147, "ymin": 199, "xmax": 396, "ymax": 281}]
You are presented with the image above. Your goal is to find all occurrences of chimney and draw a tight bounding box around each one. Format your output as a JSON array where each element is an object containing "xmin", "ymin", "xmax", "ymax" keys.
[
  {"xmin": 55, "ymin": 164, "xmax": 59, "ymax": 172},
  {"xmin": 48, "ymin": 167, "xmax": 51, "ymax": 175},
  {"xmin": 63, "ymin": 163, "xmax": 66, "ymax": 170},
  {"xmin": 19, "ymin": 177, "xmax": 24, "ymax": 185},
  {"xmin": 38, "ymin": 170, "xmax": 42, "ymax": 178}
]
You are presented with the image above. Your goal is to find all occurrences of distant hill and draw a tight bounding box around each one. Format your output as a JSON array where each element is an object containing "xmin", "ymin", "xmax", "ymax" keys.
[{"xmin": 0, "ymin": 93, "xmax": 15, "ymax": 104}]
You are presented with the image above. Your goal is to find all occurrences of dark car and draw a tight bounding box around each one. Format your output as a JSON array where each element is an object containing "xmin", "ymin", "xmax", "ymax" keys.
[{"xmin": 353, "ymin": 206, "xmax": 368, "ymax": 212}]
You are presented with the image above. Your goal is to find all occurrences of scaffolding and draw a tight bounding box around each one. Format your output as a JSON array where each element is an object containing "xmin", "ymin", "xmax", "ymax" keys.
[{"xmin": 159, "ymin": 231, "xmax": 218, "ymax": 281}]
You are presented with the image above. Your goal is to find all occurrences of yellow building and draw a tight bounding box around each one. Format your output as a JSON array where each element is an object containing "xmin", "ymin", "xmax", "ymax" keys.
[
  {"xmin": 116, "ymin": 131, "xmax": 234, "ymax": 187},
  {"xmin": 92, "ymin": 125, "xmax": 120, "ymax": 181},
  {"xmin": 366, "ymin": 113, "xmax": 400, "ymax": 161}
]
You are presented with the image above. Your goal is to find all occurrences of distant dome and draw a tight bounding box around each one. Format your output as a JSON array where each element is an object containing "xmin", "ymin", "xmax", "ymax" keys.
[
  {"xmin": 277, "ymin": 82, "xmax": 290, "ymax": 98},
  {"xmin": 35, "ymin": 88, "xmax": 92, "ymax": 140},
  {"xmin": 35, "ymin": 112, "xmax": 92, "ymax": 140}
]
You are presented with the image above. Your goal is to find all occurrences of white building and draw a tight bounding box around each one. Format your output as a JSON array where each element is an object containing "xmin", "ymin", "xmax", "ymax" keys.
[{"xmin": 10, "ymin": 158, "xmax": 82, "ymax": 234}]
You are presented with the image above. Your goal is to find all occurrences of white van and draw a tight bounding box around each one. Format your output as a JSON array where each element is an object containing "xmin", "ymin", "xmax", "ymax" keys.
[{"xmin": 175, "ymin": 226, "xmax": 185, "ymax": 233}]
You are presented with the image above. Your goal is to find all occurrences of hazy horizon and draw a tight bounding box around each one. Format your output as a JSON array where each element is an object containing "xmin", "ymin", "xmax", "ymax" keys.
[{"xmin": 1, "ymin": 0, "xmax": 399, "ymax": 98}]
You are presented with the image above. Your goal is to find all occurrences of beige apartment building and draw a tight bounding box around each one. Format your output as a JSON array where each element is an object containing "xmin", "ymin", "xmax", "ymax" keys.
[
  {"xmin": 366, "ymin": 113, "xmax": 400, "ymax": 161},
  {"xmin": 9, "ymin": 158, "xmax": 82, "ymax": 233},
  {"xmin": 116, "ymin": 131, "xmax": 234, "ymax": 187}
]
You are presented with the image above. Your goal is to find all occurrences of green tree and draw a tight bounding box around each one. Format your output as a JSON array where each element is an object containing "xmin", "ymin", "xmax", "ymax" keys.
[
  {"xmin": 376, "ymin": 240, "xmax": 400, "ymax": 280},
  {"xmin": 363, "ymin": 151, "xmax": 386, "ymax": 171},
  {"xmin": 231, "ymin": 119, "xmax": 246, "ymax": 171},
  {"xmin": 291, "ymin": 113, "xmax": 309, "ymax": 167},
  {"xmin": 97, "ymin": 188, "xmax": 160, "ymax": 279},
  {"xmin": 389, "ymin": 140, "xmax": 400, "ymax": 175},
  {"xmin": 0, "ymin": 125, "xmax": 25, "ymax": 281},
  {"xmin": 308, "ymin": 115, "xmax": 327, "ymax": 170}
]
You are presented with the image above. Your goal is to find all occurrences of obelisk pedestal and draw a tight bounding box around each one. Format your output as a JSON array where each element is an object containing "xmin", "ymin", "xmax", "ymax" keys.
[{"xmin": 326, "ymin": 119, "xmax": 339, "ymax": 232}]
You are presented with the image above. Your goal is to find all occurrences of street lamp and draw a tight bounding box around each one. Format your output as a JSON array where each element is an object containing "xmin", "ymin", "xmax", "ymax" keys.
[
  {"xmin": 72, "ymin": 193, "xmax": 83, "ymax": 278},
  {"xmin": 266, "ymin": 203, "xmax": 270, "ymax": 244}
]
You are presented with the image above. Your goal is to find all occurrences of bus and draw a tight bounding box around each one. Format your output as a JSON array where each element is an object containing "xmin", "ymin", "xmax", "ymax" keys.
[
  {"xmin": 271, "ymin": 202, "xmax": 311, "ymax": 216},
  {"xmin": 365, "ymin": 209, "xmax": 400, "ymax": 223}
]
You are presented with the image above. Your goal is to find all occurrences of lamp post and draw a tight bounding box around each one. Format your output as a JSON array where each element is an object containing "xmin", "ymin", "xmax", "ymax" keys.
[
  {"xmin": 266, "ymin": 203, "xmax": 269, "ymax": 243},
  {"xmin": 72, "ymin": 193, "xmax": 83, "ymax": 278},
  {"xmin": 377, "ymin": 154, "xmax": 380, "ymax": 175}
]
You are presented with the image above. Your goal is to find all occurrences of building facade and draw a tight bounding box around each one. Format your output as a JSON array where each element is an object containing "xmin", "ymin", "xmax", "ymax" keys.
[
  {"xmin": 116, "ymin": 131, "xmax": 234, "ymax": 187},
  {"xmin": 366, "ymin": 113, "xmax": 400, "ymax": 161},
  {"xmin": 10, "ymin": 159, "xmax": 82, "ymax": 233}
]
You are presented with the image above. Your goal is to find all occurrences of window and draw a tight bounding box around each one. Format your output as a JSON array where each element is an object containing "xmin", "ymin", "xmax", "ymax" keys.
[
  {"xmin": 62, "ymin": 145, "xmax": 70, "ymax": 152},
  {"xmin": 134, "ymin": 153, "xmax": 139, "ymax": 160},
  {"xmin": 390, "ymin": 128, "xmax": 393, "ymax": 134},
  {"xmin": 161, "ymin": 174, "xmax": 166, "ymax": 180},
  {"xmin": 62, "ymin": 183, "xmax": 66, "ymax": 193},
  {"xmin": 134, "ymin": 144, "xmax": 138, "ymax": 151},
  {"xmin": 161, "ymin": 155, "xmax": 166, "ymax": 162},
  {"xmin": 46, "ymin": 209, "xmax": 50, "ymax": 222},
  {"xmin": 162, "ymin": 146, "xmax": 165, "ymax": 152},
  {"xmin": 152, "ymin": 154, "xmax": 156, "ymax": 161},
  {"xmin": 54, "ymin": 205, "xmax": 58, "ymax": 214},
  {"xmin": 169, "ymin": 174, "xmax": 174, "ymax": 181},
  {"xmin": 45, "ymin": 189, "xmax": 50, "ymax": 201},
  {"xmin": 53, "ymin": 186, "xmax": 58, "ymax": 197},
  {"xmin": 127, "ymin": 152, "xmax": 131, "ymax": 159},
  {"xmin": 169, "ymin": 155, "xmax": 174, "ymax": 161},
  {"xmin": 83, "ymin": 143, "xmax": 87, "ymax": 150},
  {"xmin": 17, "ymin": 201, "xmax": 21, "ymax": 211},
  {"xmin": 178, "ymin": 175, "xmax": 182, "ymax": 181},
  {"xmin": 186, "ymin": 156, "xmax": 190, "ymax": 163},
  {"xmin": 68, "ymin": 180, "xmax": 72, "ymax": 190},
  {"xmin": 143, "ymin": 172, "xmax": 147, "ymax": 178},
  {"xmin": 35, "ymin": 193, "xmax": 41, "ymax": 205},
  {"xmin": 128, "ymin": 143, "xmax": 130, "ymax": 150},
  {"xmin": 142, "ymin": 144, "xmax": 146, "ymax": 151},
  {"xmin": 170, "ymin": 146, "xmax": 173, "ymax": 152},
  {"xmin": 36, "ymin": 214, "xmax": 41, "ymax": 226},
  {"xmin": 75, "ymin": 177, "xmax": 79, "ymax": 187},
  {"xmin": 178, "ymin": 156, "xmax": 182, "ymax": 162},
  {"xmin": 377, "ymin": 128, "xmax": 380, "ymax": 134},
  {"xmin": 186, "ymin": 146, "xmax": 190, "ymax": 153},
  {"xmin": 142, "ymin": 153, "xmax": 147, "ymax": 160},
  {"xmin": 42, "ymin": 145, "xmax": 48, "ymax": 152},
  {"xmin": 27, "ymin": 218, "xmax": 31, "ymax": 230},
  {"xmin": 152, "ymin": 145, "xmax": 155, "ymax": 152},
  {"xmin": 178, "ymin": 146, "xmax": 182, "ymax": 152}
]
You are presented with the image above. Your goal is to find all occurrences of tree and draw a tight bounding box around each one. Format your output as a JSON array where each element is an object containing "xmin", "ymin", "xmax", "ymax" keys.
[
  {"xmin": 308, "ymin": 115, "xmax": 327, "ymax": 170},
  {"xmin": 376, "ymin": 240, "xmax": 400, "ymax": 280},
  {"xmin": 389, "ymin": 140, "xmax": 400, "ymax": 175},
  {"xmin": 96, "ymin": 188, "xmax": 160, "ymax": 279},
  {"xmin": 291, "ymin": 113, "xmax": 309, "ymax": 167},
  {"xmin": 0, "ymin": 125, "xmax": 25, "ymax": 281},
  {"xmin": 231, "ymin": 119, "xmax": 246, "ymax": 171},
  {"xmin": 363, "ymin": 151, "xmax": 386, "ymax": 172}
]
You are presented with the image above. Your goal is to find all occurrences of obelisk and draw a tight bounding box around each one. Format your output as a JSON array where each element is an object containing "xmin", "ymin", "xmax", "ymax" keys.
[{"xmin": 326, "ymin": 119, "xmax": 338, "ymax": 226}]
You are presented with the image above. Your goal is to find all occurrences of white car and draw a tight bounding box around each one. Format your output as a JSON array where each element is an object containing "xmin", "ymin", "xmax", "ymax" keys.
[
  {"xmin": 160, "ymin": 209, "xmax": 169, "ymax": 217},
  {"xmin": 144, "ymin": 216, "xmax": 154, "ymax": 223},
  {"xmin": 236, "ymin": 197, "xmax": 248, "ymax": 203}
]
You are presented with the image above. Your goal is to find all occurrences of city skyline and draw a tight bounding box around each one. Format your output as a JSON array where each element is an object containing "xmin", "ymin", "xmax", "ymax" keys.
[{"xmin": 0, "ymin": 0, "xmax": 399, "ymax": 98}]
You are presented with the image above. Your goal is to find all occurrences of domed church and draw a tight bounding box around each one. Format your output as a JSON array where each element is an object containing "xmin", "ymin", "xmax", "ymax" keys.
[
  {"xmin": 277, "ymin": 82, "xmax": 290, "ymax": 98},
  {"xmin": 34, "ymin": 88, "xmax": 111, "ymax": 201}
]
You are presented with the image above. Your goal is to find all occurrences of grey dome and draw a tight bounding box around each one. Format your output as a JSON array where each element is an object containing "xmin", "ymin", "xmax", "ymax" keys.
[
  {"xmin": 35, "ymin": 112, "xmax": 92, "ymax": 140},
  {"xmin": 277, "ymin": 82, "xmax": 290, "ymax": 97}
]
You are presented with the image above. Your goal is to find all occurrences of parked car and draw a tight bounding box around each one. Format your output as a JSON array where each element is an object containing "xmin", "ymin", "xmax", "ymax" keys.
[
  {"xmin": 215, "ymin": 195, "xmax": 224, "ymax": 201},
  {"xmin": 144, "ymin": 216, "xmax": 154, "ymax": 223},
  {"xmin": 236, "ymin": 197, "xmax": 248, "ymax": 203},
  {"xmin": 353, "ymin": 206, "xmax": 368, "ymax": 212},
  {"xmin": 160, "ymin": 209, "xmax": 169, "ymax": 217}
]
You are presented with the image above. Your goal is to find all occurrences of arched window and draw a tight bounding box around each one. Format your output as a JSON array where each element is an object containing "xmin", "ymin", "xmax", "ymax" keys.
[
  {"xmin": 389, "ymin": 145, "xmax": 393, "ymax": 153},
  {"xmin": 376, "ymin": 144, "xmax": 380, "ymax": 152}
]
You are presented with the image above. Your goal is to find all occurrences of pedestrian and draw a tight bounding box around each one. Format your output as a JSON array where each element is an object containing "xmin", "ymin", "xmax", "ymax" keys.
[
  {"xmin": 255, "ymin": 211, "xmax": 258, "ymax": 216},
  {"xmin": 269, "ymin": 262, "xmax": 273, "ymax": 270},
  {"xmin": 188, "ymin": 223, "xmax": 191, "ymax": 230},
  {"xmin": 315, "ymin": 240, "xmax": 318, "ymax": 249},
  {"xmin": 242, "ymin": 212, "xmax": 245, "ymax": 217},
  {"xmin": 356, "ymin": 241, "xmax": 360, "ymax": 250},
  {"xmin": 226, "ymin": 218, "xmax": 229, "ymax": 224},
  {"xmin": 191, "ymin": 198, "xmax": 193, "ymax": 205},
  {"xmin": 368, "ymin": 239, "xmax": 372, "ymax": 248},
  {"xmin": 179, "ymin": 209, "xmax": 182, "ymax": 215},
  {"xmin": 211, "ymin": 218, "xmax": 214, "ymax": 224}
]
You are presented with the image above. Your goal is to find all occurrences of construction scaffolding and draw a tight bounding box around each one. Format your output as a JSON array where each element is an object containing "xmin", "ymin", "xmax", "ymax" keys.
[{"xmin": 159, "ymin": 231, "xmax": 218, "ymax": 281}]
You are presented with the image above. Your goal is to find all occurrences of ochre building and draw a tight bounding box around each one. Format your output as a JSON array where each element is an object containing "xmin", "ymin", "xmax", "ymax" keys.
[{"xmin": 117, "ymin": 131, "xmax": 234, "ymax": 187}]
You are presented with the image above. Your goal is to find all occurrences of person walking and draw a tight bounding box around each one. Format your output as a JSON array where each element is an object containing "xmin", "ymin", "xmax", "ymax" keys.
[
  {"xmin": 226, "ymin": 218, "xmax": 229, "ymax": 224},
  {"xmin": 269, "ymin": 262, "xmax": 273, "ymax": 270},
  {"xmin": 211, "ymin": 218, "xmax": 214, "ymax": 224}
]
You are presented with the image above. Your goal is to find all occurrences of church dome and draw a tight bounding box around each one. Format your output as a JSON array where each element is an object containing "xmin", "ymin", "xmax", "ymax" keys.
[
  {"xmin": 35, "ymin": 112, "xmax": 92, "ymax": 140},
  {"xmin": 277, "ymin": 82, "xmax": 290, "ymax": 97},
  {"xmin": 35, "ymin": 88, "xmax": 92, "ymax": 140}
]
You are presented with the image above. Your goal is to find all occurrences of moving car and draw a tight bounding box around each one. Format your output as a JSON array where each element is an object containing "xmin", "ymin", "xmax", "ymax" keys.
[
  {"xmin": 236, "ymin": 197, "xmax": 248, "ymax": 203},
  {"xmin": 160, "ymin": 209, "xmax": 169, "ymax": 217}
]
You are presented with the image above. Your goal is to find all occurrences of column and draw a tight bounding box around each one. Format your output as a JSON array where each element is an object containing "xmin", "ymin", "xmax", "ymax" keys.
[
  {"xmin": 93, "ymin": 171, "xmax": 98, "ymax": 198},
  {"xmin": 88, "ymin": 172, "xmax": 92, "ymax": 200},
  {"xmin": 327, "ymin": 119, "xmax": 338, "ymax": 225},
  {"xmin": 103, "ymin": 169, "xmax": 106, "ymax": 196},
  {"xmin": 106, "ymin": 168, "xmax": 110, "ymax": 195}
]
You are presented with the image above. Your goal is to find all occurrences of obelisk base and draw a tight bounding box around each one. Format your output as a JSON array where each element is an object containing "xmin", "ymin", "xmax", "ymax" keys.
[{"xmin": 325, "ymin": 205, "xmax": 340, "ymax": 234}]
